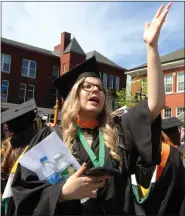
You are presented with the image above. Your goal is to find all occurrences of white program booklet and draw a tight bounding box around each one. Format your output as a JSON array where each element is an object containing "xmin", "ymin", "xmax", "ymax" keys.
[{"xmin": 19, "ymin": 131, "xmax": 81, "ymax": 180}]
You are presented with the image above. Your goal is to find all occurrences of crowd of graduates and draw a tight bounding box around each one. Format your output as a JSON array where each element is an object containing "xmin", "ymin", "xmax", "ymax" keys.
[{"xmin": 1, "ymin": 2, "xmax": 185, "ymax": 216}]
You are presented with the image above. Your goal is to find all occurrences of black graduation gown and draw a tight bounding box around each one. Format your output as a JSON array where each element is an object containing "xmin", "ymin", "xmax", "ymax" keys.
[
  {"xmin": 132, "ymin": 145, "xmax": 185, "ymax": 216},
  {"xmin": 11, "ymin": 100, "xmax": 167, "ymax": 216}
]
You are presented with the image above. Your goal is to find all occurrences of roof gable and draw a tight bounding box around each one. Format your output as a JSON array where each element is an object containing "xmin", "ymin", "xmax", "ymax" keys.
[
  {"xmin": 130, "ymin": 47, "xmax": 184, "ymax": 70},
  {"xmin": 63, "ymin": 37, "xmax": 86, "ymax": 56},
  {"xmin": 1, "ymin": 37, "xmax": 57, "ymax": 57},
  {"xmin": 86, "ymin": 50, "xmax": 126, "ymax": 70}
]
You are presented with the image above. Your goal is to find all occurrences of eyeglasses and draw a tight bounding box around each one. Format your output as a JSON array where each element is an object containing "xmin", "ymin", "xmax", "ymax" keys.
[{"xmin": 81, "ymin": 81, "xmax": 106, "ymax": 94}]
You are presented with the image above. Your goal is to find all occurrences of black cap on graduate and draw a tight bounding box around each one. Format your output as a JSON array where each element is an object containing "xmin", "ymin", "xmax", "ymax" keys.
[
  {"xmin": 1, "ymin": 99, "xmax": 37, "ymax": 134},
  {"xmin": 53, "ymin": 56, "xmax": 101, "ymax": 100},
  {"xmin": 162, "ymin": 117, "xmax": 183, "ymax": 134}
]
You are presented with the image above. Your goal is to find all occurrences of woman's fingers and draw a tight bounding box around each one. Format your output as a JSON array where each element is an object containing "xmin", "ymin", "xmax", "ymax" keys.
[
  {"xmin": 158, "ymin": 2, "xmax": 172, "ymax": 24},
  {"xmin": 154, "ymin": 4, "xmax": 164, "ymax": 19},
  {"xmin": 165, "ymin": 2, "xmax": 172, "ymax": 10},
  {"xmin": 154, "ymin": 2, "xmax": 172, "ymax": 19},
  {"xmin": 75, "ymin": 163, "xmax": 87, "ymax": 177},
  {"xmin": 159, "ymin": 9, "xmax": 170, "ymax": 24}
]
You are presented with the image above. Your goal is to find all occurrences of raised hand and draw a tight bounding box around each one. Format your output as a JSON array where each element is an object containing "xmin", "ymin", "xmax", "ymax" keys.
[{"xmin": 143, "ymin": 2, "xmax": 172, "ymax": 47}]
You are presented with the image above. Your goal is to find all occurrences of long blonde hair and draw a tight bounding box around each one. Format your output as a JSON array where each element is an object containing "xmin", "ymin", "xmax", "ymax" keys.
[{"xmin": 62, "ymin": 78, "xmax": 121, "ymax": 164}]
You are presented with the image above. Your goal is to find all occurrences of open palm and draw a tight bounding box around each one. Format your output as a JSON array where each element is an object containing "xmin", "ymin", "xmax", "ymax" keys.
[{"xmin": 143, "ymin": 2, "xmax": 172, "ymax": 46}]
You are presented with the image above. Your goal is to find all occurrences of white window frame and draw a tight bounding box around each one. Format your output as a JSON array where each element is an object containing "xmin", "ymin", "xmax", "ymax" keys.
[
  {"xmin": 19, "ymin": 83, "xmax": 27, "ymax": 103},
  {"xmin": 1, "ymin": 80, "xmax": 9, "ymax": 102},
  {"xmin": 109, "ymin": 75, "xmax": 114, "ymax": 89},
  {"xmin": 1, "ymin": 54, "xmax": 11, "ymax": 73},
  {"xmin": 52, "ymin": 66, "xmax": 59, "ymax": 78},
  {"xmin": 176, "ymin": 107, "xmax": 185, "ymax": 117},
  {"xmin": 115, "ymin": 76, "xmax": 120, "ymax": 90},
  {"xmin": 163, "ymin": 107, "xmax": 172, "ymax": 119},
  {"xmin": 103, "ymin": 73, "xmax": 107, "ymax": 87},
  {"xmin": 164, "ymin": 74, "xmax": 173, "ymax": 94},
  {"xmin": 27, "ymin": 85, "xmax": 35, "ymax": 100},
  {"xmin": 177, "ymin": 72, "xmax": 184, "ymax": 93},
  {"xmin": 21, "ymin": 59, "xmax": 37, "ymax": 78}
]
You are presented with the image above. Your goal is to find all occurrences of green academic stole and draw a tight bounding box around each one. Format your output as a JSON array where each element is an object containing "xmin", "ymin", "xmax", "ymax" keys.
[
  {"xmin": 131, "ymin": 168, "xmax": 157, "ymax": 204},
  {"xmin": 76, "ymin": 125, "xmax": 105, "ymax": 167}
]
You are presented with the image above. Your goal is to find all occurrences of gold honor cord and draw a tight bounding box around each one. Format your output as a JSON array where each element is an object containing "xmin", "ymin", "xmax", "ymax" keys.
[{"xmin": 53, "ymin": 99, "xmax": 58, "ymax": 126}]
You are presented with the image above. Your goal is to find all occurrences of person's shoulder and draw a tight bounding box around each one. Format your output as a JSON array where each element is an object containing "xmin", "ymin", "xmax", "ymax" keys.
[
  {"xmin": 50, "ymin": 126, "xmax": 63, "ymax": 139},
  {"xmin": 27, "ymin": 126, "xmax": 55, "ymax": 150},
  {"xmin": 168, "ymin": 144, "xmax": 184, "ymax": 165}
]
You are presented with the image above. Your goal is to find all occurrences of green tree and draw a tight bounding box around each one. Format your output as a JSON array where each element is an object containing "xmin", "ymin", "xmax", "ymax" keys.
[
  {"xmin": 116, "ymin": 84, "xmax": 135, "ymax": 107},
  {"xmin": 116, "ymin": 78, "xmax": 147, "ymax": 108},
  {"xmin": 141, "ymin": 77, "xmax": 148, "ymax": 95}
]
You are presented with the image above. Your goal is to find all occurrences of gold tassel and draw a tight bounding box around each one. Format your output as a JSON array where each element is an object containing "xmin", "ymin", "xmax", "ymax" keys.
[{"xmin": 53, "ymin": 99, "xmax": 58, "ymax": 126}]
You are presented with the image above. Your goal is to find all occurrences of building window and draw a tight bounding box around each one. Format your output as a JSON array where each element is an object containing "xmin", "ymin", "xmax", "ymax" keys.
[
  {"xmin": 177, "ymin": 72, "xmax": 184, "ymax": 92},
  {"xmin": 19, "ymin": 83, "xmax": 27, "ymax": 104},
  {"xmin": 163, "ymin": 107, "xmax": 172, "ymax": 119},
  {"xmin": 109, "ymin": 75, "xmax": 114, "ymax": 89},
  {"xmin": 1, "ymin": 54, "xmax": 11, "ymax": 73},
  {"xmin": 164, "ymin": 74, "xmax": 173, "ymax": 93},
  {"xmin": 176, "ymin": 107, "xmax": 185, "ymax": 116},
  {"xmin": 1, "ymin": 80, "xmax": 9, "ymax": 102},
  {"xmin": 21, "ymin": 59, "xmax": 37, "ymax": 78},
  {"xmin": 27, "ymin": 85, "xmax": 35, "ymax": 100},
  {"xmin": 52, "ymin": 66, "xmax": 59, "ymax": 78},
  {"xmin": 103, "ymin": 73, "xmax": 107, "ymax": 87},
  {"xmin": 115, "ymin": 77, "xmax": 120, "ymax": 90},
  {"xmin": 50, "ymin": 87, "xmax": 58, "ymax": 107}
]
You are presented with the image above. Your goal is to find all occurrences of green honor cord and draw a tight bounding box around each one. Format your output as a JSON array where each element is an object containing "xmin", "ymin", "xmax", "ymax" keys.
[{"xmin": 76, "ymin": 125, "xmax": 105, "ymax": 167}]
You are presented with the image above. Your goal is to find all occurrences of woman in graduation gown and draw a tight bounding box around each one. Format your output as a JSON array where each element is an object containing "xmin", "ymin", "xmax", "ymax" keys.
[
  {"xmin": 1, "ymin": 99, "xmax": 44, "ymax": 216},
  {"xmin": 11, "ymin": 2, "xmax": 185, "ymax": 216}
]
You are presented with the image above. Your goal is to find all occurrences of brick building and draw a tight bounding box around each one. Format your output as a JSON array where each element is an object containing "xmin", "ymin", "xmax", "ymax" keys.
[
  {"xmin": 1, "ymin": 32, "xmax": 127, "ymax": 116},
  {"xmin": 125, "ymin": 48, "xmax": 184, "ymax": 118}
]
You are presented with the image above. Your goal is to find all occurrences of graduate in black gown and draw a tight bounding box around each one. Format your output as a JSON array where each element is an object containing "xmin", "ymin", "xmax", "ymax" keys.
[
  {"xmin": 11, "ymin": 2, "xmax": 184, "ymax": 215},
  {"xmin": 161, "ymin": 117, "xmax": 183, "ymax": 148},
  {"xmin": 1, "ymin": 99, "xmax": 45, "ymax": 216}
]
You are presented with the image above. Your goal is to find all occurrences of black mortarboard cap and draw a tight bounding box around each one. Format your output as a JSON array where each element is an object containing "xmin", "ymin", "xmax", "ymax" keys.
[
  {"xmin": 53, "ymin": 56, "xmax": 101, "ymax": 99},
  {"xmin": 1, "ymin": 99, "xmax": 37, "ymax": 133},
  {"xmin": 162, "ymin": 117, "xmax": 183, "ymax": 134}
]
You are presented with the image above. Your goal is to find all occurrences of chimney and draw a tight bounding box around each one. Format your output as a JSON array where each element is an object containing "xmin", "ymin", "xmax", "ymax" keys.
[
  {"xmin": 54, "ymin": 32, "xmax": 71, "ymax": 110},
  {"xmin": 61, "ymin": 32, "xmax": 71, "ymax": 54}
]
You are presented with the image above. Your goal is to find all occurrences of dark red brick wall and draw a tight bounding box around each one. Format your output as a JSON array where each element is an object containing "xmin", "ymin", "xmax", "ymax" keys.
[
  {"xmin": 1, "ymin": 43, "xmax": 60, "ymax": 108},
  {"xmin": 98, "ymin": 63, "xmax": 127, "ymax": 90},
  {"xmin": 163, "ymin": 66, "xmax": 184, "ymax": 117},
  {"xmin": 130, "ymin": 65, "xmax": 184, "ymax": 117}
]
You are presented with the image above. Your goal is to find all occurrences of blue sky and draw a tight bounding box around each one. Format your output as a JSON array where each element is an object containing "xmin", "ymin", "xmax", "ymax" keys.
[{"xmin": 2, "ymin": 1, "xmax": 184, "ymax": 72}]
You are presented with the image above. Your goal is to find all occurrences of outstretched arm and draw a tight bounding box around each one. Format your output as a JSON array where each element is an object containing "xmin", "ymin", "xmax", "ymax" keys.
[{"xmin": 144, "ymin": 2, "xmax": 172, "ymax": 120}]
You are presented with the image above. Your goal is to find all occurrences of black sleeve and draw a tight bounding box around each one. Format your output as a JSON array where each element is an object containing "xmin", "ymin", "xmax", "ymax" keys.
[
  {"xmin": 178, "ymin": 154, "xmax": 185, "ymax": 216},
  {"xmin": 120, "ymin": 99, "xmax": 162, "ymax": 169},
  {"xmin": 11, "ymin": 126, "xmax": 71, "ymax": 216},
  {"xmin": 164, "ymin": 147, "xmax": 185, "ymax": 215}
]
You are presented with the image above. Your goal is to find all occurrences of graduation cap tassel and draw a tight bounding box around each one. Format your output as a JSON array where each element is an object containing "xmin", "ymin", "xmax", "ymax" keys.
[{"xmin": 53, "ymin": 99, "xmax": 58, "ymax": 126}]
